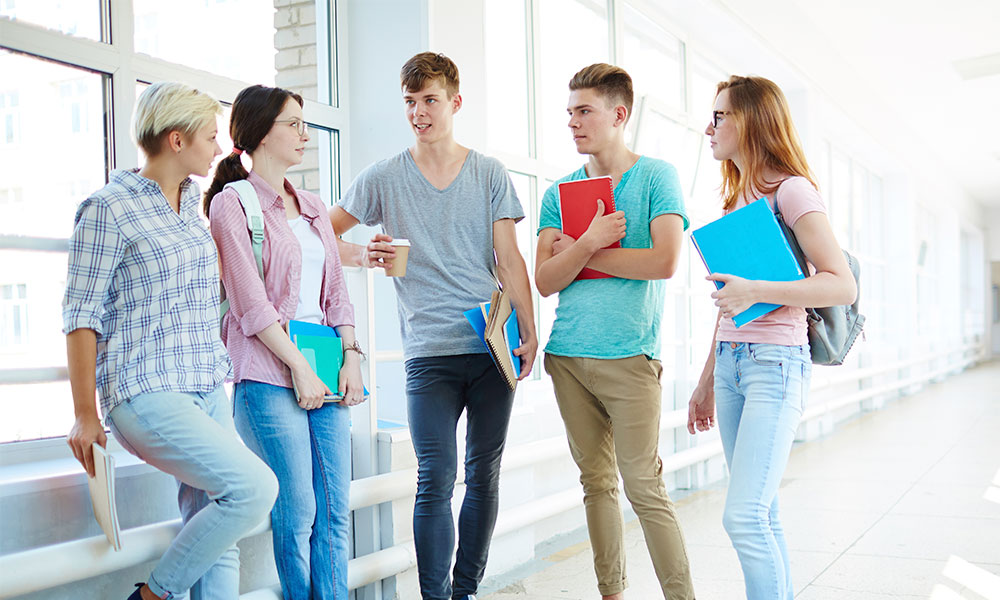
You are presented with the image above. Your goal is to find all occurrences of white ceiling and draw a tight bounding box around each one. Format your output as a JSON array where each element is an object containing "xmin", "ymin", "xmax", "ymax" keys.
[{"xmin": 715, "ymin": 0, "xmax": 1000, "ymax": 207}]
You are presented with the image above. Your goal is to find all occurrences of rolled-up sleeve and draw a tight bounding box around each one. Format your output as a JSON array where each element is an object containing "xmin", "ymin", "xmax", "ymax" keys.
[
  {"xmin": 209, "ymin": 189, "xmax": 280, "ymax": 337},
  {"xmin": 323, "ymin": 240, "xmax": 355, "ymax": 329},
  {"xmin": 63, "ymin": 198, "xmax": 125, "ymax": 336}
]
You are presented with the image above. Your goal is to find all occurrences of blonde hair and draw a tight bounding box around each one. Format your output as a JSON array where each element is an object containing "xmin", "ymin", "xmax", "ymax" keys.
[
  {"xmin": 715, "ymin": 75, "xmax": 817, "ymax": 211},
  {"xmin": 132, "ymin": 82, "xmax": 221, "ymax": 157},
  {"xmin": 569, "ymin": 63, "xmax": 634, "ymax": 123},
  {"xmin": 401, "ymin": 52, "xmax": 460, "ymax": 98}
]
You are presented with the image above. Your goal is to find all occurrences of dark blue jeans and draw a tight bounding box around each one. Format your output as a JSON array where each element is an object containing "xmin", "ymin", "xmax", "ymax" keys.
[{"xmin": 405, "ymin": 353, "xmax": 515, "ymax": 600}]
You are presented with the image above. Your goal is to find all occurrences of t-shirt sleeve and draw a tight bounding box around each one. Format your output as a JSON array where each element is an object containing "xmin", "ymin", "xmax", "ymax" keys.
[
  {"xmin": 776, "ymin": 176, "xmax": 826, "ymax": 227},
  {"xmin": 488, "ymin": 159, "xmax": 525, "ymax": 223},
  {"xmin": 537, "ymin": 181, "xmax": 562, "ymax": 234},
  {"xmin": 649, "ymin": 161, "xmax": 690, "ymax": 231},
  {"xmin": 338, "ymin": 163, "xmax": 383, "ymax": 227}
]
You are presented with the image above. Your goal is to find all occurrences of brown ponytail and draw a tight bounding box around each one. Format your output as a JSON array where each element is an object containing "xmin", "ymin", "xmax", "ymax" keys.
[{"xmin": 203, "ymin": 85, "xmax": 304, "ymax": 216}]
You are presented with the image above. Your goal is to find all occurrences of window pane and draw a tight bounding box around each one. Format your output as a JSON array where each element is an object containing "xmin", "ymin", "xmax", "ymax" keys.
[
  {"xmin": 622, "ymin": 3, "xmax": 684, "ymax": 113},
  {"xmin": 830, "ymin": 151, "xmax": 851, "ymax": 246},
  {"xmin": 633, "ymin": 108, "xmax": 701, "ymax": 198},
  {"xmin": 0, "ymin": 249, "xmax": 71, "ymax": 443},
  {"xmin": 485, "ymin": 0, "xmax": 530, "ymax": 156},
  {"xmin": 1, "ymin": 382, "xmax": 75, "ymax": 443},
  {"xmin": 0, "ymin": 50, "xmax": 107, "ymax": 239},
  {"xmin": 133, "ymin": 0, "xmax": 335, "ymax": 104},
  {"xmin": 539, "ymin": 0, "xmax": 608, "ymax": 169},
  {"xmin": 0, "ymin": 0, "xmax": 101, "ymax": 41},
  {"xmin": 689, "ymin": 136, "xmax": 722, "ymax": 224},
  {"xmin": 690, "ymin": 51, "xmax": 727, "ymax": 124}
]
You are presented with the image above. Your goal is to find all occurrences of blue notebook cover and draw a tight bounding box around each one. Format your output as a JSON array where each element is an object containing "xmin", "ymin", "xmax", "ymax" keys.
[
  {"xmin": 287, "ymin": 320, "xmax": 369, "ymax": 399},
  {"xmin": 463, "ymin": 303, "xmax": 521, "ymax": 379},
  {"xmin": 690, "ymin": 198, "xmax": 805, "ymax": 327}
]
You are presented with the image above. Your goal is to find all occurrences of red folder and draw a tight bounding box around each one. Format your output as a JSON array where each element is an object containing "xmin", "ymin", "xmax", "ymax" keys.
[{"xmin": 558, "ymin": 176, "xmax": 619, "ymax": 280}]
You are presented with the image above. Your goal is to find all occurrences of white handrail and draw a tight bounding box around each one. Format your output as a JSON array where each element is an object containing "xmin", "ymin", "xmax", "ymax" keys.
[{"xmin": 0, "ymin": 346, "xmax": 984, "ymax": 598}]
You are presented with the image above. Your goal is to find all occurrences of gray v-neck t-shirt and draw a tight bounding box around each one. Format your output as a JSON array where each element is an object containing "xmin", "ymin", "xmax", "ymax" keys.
[{"xmin": 339, "ymin": 149, "xmax": 524, "ymax": 359}]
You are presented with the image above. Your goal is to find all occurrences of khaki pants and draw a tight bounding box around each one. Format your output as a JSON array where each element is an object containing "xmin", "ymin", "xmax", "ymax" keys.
[{"xmin": 545, "ymin": 353, "xmax": 695, "ymax": 599}]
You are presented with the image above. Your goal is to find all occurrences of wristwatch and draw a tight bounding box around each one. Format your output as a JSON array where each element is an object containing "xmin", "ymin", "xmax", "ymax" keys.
[{"xmin": 344, "ymin": 340, "xmax": 366, "ymax": 361}]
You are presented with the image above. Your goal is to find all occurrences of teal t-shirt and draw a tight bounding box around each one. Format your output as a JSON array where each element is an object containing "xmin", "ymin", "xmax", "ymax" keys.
[{"xmin": 537, "ymin": 156, "xmax": 688, "ymax": 360}]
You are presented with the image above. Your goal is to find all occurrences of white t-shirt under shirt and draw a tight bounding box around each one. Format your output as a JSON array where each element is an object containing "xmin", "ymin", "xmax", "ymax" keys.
[
  {"xmin": 715, "ymin": 176, "xmax": 827, "ymax": 346},
  {"xmin": 288, "ymin": 215, "xmax": 325, "ymax": 324}
]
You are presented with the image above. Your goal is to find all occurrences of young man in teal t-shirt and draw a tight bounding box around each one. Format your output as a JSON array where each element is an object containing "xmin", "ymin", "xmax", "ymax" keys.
[{"xmin": 535, "ymin": 64, "xmax": 695, "ymax": 600}]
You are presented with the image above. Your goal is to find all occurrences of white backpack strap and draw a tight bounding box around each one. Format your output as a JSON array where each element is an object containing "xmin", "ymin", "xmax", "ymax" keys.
[{"xmin": 223, "ymin": 180, "xmax": 265, "ymax": 281}]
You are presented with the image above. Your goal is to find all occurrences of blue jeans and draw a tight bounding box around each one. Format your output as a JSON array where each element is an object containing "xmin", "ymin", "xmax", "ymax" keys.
[
  {"xmin": 404, "ymin": 354, "xmax": 515, "ymax": 600},
  {"xmin": 233, "ymin": 380, "xmax": 352, "ymax": 600},
  {"xmin": 107, "ymin": 387, "xmax": 279, "ymax": 600},
  {"xmin": 714, "ymin": 342, "xmax": 811, "ymax": 600}
]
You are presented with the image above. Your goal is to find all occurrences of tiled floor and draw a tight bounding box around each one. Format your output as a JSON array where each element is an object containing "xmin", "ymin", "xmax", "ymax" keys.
[{"xmin": 481, "ymin": 360, "xmax": 1000, "ymax": 599}]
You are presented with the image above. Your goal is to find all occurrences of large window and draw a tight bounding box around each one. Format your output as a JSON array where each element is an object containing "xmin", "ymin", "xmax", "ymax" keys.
[
  {"xmin": 0, "ymin": 0, "xmax": 344, "ymax": 443},
  {"xmin": 538, "ymin": 0, "xmax": 608, "ymax": 170}
]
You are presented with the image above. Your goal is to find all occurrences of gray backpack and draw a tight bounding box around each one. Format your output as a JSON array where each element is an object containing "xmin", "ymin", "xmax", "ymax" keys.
[
  {"xmin": 218, "ymin": 180, "xmax": 264, "ymax": 331},
  {"xmin": 772, "ymin": 199, "xmax": 865, "ymax": 366}
]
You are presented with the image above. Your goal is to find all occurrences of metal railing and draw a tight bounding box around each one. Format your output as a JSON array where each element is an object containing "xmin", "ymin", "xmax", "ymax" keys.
[{"xmin": 0, "ymin": 344, "xmax": 984, "ymax": 598}]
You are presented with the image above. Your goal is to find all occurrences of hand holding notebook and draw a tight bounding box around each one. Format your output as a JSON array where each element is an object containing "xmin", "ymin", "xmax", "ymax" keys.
[
  {"xmin": 690, "ymin": 198, "xmax": 805, "ymax": 327},
  {"xmin": 463, "ymin": 289, "xmax": 521, "ymax": 390},
  {"xmin": 557, "ymin": 176, "xmax": 622, "ymax": 280},
  {"xmin": 287, "ymin": 320, "xmax": 369, "ymax": 402}
]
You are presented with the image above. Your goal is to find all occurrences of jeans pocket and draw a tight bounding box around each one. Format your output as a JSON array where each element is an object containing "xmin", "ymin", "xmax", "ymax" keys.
[{"xmin": 749, "ymin": 343, "xmax": 788, "ymax": 367}]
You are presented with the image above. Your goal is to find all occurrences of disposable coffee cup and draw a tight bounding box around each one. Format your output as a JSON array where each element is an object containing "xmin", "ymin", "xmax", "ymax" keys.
[{"xmin": 385, "ymin": 239, "xmax": 410, "ymax": 277}]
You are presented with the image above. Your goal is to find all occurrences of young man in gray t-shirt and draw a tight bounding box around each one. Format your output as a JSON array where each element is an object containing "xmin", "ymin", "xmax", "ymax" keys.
[{"xmin": 330, "ymin": 52, "xmax": 537, "ymax": 600}]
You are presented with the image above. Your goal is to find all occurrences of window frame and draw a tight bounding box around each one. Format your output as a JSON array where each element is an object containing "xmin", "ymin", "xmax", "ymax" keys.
[{"xmin": 0, "ymin": 0, "xmax": 351, "ymax": 447}]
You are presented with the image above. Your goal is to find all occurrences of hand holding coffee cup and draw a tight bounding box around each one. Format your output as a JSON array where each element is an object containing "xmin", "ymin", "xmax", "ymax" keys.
[{"xmin": 365, "ymin": 233, "xmax": 395, "ymax": 270}]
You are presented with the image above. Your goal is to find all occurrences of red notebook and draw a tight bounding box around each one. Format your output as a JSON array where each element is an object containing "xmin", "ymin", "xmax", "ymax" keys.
[{"xmin": 558, "ymin": 176, "xmax": 619, "ymax": 280}]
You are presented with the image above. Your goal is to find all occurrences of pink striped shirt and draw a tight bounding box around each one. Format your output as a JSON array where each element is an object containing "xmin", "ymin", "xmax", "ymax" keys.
[{"xmin": 210, "ymin": 171, "xmax": 355, "ymax": 388}]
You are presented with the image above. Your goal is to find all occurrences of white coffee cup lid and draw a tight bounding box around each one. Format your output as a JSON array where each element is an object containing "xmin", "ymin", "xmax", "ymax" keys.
[{"xmin": 389, "ymin": 238, "xmax": 410, "ymax": 246}]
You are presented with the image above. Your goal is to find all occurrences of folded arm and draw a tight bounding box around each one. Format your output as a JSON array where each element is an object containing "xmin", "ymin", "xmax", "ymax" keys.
[{"xmin": 585, "ymin": 213, "xmax": 684, "ymax": 280}]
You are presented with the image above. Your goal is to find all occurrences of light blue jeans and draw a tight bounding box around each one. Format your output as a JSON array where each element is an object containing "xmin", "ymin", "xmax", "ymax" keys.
[
  {"xmin": 107, "ymin": 387, "xmax": 279, "ymax": 600},
  {"xmin": 714, "ymin": 342, "xmax": 811, "ymax": 600},
  {"xmin": 234, "ymin": 380, "xmax": 352, "ymax": 600}
]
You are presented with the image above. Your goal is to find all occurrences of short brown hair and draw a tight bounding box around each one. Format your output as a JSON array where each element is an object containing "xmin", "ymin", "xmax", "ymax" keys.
[
  {"xmin": 569, "ymin": 63, "xmax": 634, "ymax": 122},
  {"xmin": 400, "ymin": 52, "xmax": 460, "ymax": 97}
]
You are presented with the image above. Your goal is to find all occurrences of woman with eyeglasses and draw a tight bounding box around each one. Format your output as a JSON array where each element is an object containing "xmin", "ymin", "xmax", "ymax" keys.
[
  {"xmin": 687, "ymin": 75, "xmax": 857, "ymax": 600},
  {"xmin": 205, "ymin": 84, "xmax": 364, "ymax": 600},
  {"xmin": 65, "ymin": 82, "xmax": 279, "ymax": 600}
]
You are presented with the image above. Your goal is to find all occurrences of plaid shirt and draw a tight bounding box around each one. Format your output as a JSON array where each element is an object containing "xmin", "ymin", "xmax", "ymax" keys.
[{"xmin": 63, "ymin": 169, "xmax": 232, "ymax": 422}]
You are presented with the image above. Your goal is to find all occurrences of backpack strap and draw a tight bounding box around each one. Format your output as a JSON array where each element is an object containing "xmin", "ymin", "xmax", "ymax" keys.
[{"xmin": 223, "ymin": 179, "xmax": 265, "ymax": 281}]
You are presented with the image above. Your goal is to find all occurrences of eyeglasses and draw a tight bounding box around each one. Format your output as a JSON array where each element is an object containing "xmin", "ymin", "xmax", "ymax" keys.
[
  {"xmin": 711, "ymin": 110, "xmax": 731, "ymax": 128},
  {"xmin": 274, "ymin": 118, "xmax": 308, "ymax": 136}
]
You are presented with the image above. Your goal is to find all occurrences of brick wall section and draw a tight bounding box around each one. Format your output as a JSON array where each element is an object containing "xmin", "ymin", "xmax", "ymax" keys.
[{"xmin": 275, "ymin": 1, "xmax": 320, "ymax": 193}]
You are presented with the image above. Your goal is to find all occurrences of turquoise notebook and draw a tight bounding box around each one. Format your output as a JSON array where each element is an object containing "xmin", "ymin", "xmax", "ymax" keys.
[
  {"xmin": 690, "ymin": 198, "xmax": 805, "ymax": 327},
  {"xmin": 288, "ymin": 320, "xmax": 369, "ymax": 400}
]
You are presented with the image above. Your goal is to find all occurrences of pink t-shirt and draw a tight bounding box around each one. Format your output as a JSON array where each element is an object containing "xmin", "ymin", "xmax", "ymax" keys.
[{"xmin": 714, "ymin": 176, "xmax": 826, "ymax": 346}]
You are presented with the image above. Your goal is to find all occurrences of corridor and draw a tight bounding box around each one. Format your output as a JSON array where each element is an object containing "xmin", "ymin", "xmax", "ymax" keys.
[{"xmin": 482, "ymin": 361, "xmax": 1000, "ymax": 600}]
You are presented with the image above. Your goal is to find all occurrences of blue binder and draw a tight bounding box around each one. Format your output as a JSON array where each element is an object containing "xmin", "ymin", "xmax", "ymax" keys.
[{"xmin": 690, "ymin": 198, "xmax": 805, "ymax": 327}]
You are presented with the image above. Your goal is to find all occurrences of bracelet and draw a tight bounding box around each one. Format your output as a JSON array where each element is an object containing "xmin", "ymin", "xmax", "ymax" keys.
[{"xmin": 344, "ymin": 340, "xmax": 366, "ymax": 361}]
